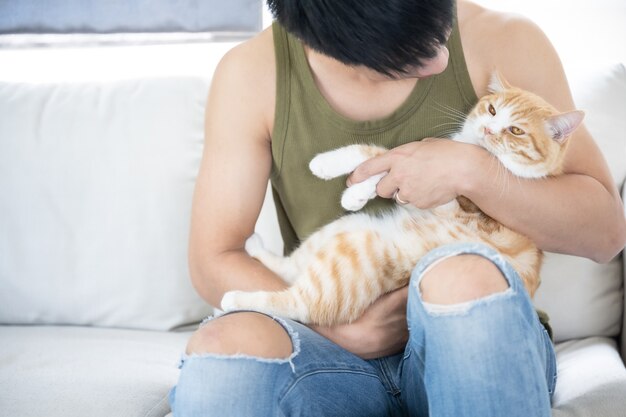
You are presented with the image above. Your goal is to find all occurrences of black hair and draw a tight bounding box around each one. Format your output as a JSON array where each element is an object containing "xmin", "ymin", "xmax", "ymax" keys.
[{"xmin": 266, "ymin": 0, "xmax": 455, "ymax": 77}]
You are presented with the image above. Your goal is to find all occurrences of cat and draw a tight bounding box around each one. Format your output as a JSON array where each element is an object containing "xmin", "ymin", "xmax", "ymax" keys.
[{"xmin": 220, "ymin": 72, "xmax": 584, "ymax": 326}]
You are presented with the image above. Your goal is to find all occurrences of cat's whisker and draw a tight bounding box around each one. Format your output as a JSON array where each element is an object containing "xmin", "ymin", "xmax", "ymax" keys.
[
  {"xmin": 514, "ymin": 173, "xmax": 527, "ymax": 200},
  {"xmin": 503, "ymin": 140, "xmax": 511, "ymax": 154},
  {"xmin": 501, "ymin": 165, "xmax": 511, "ymax": 200},
  {"xmin": 491, "ymin": 154, "xmax": 509, "ymax": 200},
  {"xmin": 434, "ymin": 114, "xmax": 467, "ymax": 124},
  {"xmin": 494, "ymin": 160, "xmax": 505, "ymax": 199},
  {"xmin": 431, "ymin": 117, "xmax": 466, "ymax": 129},
  {"xmin": 431, "ymin": 102, "xmax": 470, "ymax": 119},
  {"xmin": 432, "ymin": 120, "xmax": 464, "ymax": 126},
  {"xmin": 432, "ymin": 128, "xmax": 464, "ymax": 137},
  {"xmin": 429, "ymin": 103, "xmax": 468, "ymax": 125},
  {"xmin": 503, "ymin": 159, "xmax": 510, "ymax": 195},
  {"xmin": 498, "ymin": 163, "xmax": 507, "ymax": 199},
  {"xmin": 431, "ymin": 122, "xmax": 464, "ymax": 131},
  {"xmin": 431, "ymin": 109, "xmax": 467, "ymax": 120},
  {"xmin": 486, "ymin": 153, "xmax": 500, "ymax": 179}
]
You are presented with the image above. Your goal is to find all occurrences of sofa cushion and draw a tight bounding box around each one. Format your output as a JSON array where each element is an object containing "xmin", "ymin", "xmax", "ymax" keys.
[
  {"xmin": 552, "ymin": 337, "xmax": 626, "ymax": 416},
  {"xmin": 2, "ymin": 328, "xmax": 623, "ymax": 417},
  {"xmin": 534, "ymin": 252, "xmax": 623, "ymax": 343},
  {"xmin": 0, "ymin": 325, "xmax": 191, "ymax": 417},
  {"xmin": 533, "ymin": 63, "xmax": 626, "ymax": 343},
  {"xmin": 0, "ymin": 77, "xmax": 212, "ymax": 330},
  {"xmin": 566, "ymin": 64, "xmax": 626, "ymax": 188}
]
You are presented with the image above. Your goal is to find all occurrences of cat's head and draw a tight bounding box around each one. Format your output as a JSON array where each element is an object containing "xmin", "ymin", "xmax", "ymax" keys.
[{"xmin": 456, "ymin": 71, "xmax": 584, "ymax": 178}]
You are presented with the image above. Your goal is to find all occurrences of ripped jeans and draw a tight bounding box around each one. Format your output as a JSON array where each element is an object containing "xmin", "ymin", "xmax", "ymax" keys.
[{"xmin": 169, "ymin": 243, "xmax": 557, "ymax": 417}]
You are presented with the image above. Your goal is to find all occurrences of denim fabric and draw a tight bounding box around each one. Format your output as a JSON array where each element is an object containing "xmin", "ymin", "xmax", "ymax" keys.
[{"xmin": 169, "ymin": 243, "xmax": 557, "ymax": 417}]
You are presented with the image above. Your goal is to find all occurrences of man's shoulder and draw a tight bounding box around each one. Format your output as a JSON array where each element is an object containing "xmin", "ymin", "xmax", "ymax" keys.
[
  {"xmin": 458, "ymin": 0, "xmax": 556, "ymax": 96},
  {"xmin": 215, "ymin": 26, "xmax": 275, "ymax": 81},
  {"xmin": 208, "ymin": 26, "xmax": 276, "ymax": 141},
  {"xmin": 458, "ymin": 0, "xmax": 542, "ymax": 37}
]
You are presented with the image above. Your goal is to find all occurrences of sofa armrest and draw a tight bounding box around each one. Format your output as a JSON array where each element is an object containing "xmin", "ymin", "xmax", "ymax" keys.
[
  {"xmin": 620, "ymin": 181, "xmax": 626, "ymax": 363},
  {"xmin": 621, "ymin": 253, "xmax": 625, "ymax": 363}
]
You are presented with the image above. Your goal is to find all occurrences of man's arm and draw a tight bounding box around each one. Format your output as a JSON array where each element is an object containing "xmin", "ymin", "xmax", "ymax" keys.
[
  {"xmin": 190, "ymin": 30, "xmax": 411, "ymax": 359},
  {"xmin": 188, "ymin": 31, "xmax": 288, "ymax": 308},
  {"xmin": 349, "ymin": 9, "xmax": 626, "ymax": 263},
  {"xmin": 461, "ymin": 10, "xmax": 626, "ymax": 262}
]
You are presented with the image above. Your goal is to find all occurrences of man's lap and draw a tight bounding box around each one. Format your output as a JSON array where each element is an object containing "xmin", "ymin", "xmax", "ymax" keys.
[{"xmin": 170, "ymin": 243, "xmax": 555, "ymax": 417}]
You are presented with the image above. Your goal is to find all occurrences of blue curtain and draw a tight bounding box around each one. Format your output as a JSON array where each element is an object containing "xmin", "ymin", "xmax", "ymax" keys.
[{"xmin": 0, "ymin": 0, "xmax": 262, "ymax": 34}]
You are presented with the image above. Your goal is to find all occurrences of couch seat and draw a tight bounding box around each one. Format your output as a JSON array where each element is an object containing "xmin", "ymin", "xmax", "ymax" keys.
[
  {"xmin": 0, "ymin": 325, "xmax": 191, "ymax": 417},
  {"xmin": 2, "ymin": 327, "xmax": 625, "ymax": 416},
  {"xmin": 552, "ymin": 337, "xmax": 626, "ymax": 416}
]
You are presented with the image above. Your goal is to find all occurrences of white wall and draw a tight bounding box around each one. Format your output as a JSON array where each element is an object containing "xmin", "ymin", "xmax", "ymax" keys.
[{"xmin": 471, "ymin": 0, "xmax": 626, "ymax": 71}]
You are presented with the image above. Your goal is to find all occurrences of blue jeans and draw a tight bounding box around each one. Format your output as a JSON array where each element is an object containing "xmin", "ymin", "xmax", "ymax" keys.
[{"xmin": 169, "ymin": 243, "xmax": 557, "ymax": 416}]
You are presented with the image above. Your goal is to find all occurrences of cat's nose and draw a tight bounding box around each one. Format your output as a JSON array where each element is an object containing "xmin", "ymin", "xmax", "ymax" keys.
[{"xmin": 484, "ymin": 127, "xmax": 494, "ymax": 135}]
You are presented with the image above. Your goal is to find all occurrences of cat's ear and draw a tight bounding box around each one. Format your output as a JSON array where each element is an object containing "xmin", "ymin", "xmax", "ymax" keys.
[
  {"xmin": 546, "ymin": 110, "xmax": 585, "ymax": 143},
  {"xmin": 488, "ymin": 70, "xmax": 511, "ymax": 93}
]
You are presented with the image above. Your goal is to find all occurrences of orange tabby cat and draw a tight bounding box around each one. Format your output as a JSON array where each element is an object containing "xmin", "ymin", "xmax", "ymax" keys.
[{"xmin": 220, "ymin": 72, "xmax": 584, "ymax": 326}]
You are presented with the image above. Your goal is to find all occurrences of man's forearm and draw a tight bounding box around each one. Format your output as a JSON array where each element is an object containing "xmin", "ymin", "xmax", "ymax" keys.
[
  {"xmin": 460, "ymin": 149, "xmax": 626, "ymax": 263},
  {"xmin": 190, "ymin": 249, "xmax": 288, "ymax": 308}
]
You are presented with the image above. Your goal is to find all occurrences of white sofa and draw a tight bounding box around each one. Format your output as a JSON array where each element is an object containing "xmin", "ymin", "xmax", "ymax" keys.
[{"xmin": 0, "ymin": 41, "xmax": 625, "ymax": 416}]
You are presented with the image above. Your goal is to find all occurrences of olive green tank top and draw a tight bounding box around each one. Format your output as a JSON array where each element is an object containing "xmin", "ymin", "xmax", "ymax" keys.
[
  {"xmin": 269, "ymin": 19, "xmax": 553, "ymax": 338},
  {"xmin": 270, "ymin": 18, "xmax": 477, "ymax": 254}
]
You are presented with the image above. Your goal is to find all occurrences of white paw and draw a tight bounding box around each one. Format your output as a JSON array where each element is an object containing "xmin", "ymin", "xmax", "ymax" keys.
[
  {"xmin": 309, "ymin": 152, "xmax": 342, "ymax": 180},
  {"xmin": 220, "ymin": 291, "xmax": 245, "ymax": 312},
  {"xmin": 340, "ymin": 175, "xmax": 381, "ymax": 211},
  {"xmin": 309, "ymin": 146, "xmax": 368, "ymax": 180},
  {"xmin": 245, "ymin": 233, "xmax": 265, "ymax": 258},
  {"xmin": 341, "ymin": 190, "xmax": 369, "ymax": 211}
]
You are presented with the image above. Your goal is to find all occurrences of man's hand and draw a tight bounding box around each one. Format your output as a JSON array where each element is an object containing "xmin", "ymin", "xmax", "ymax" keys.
[
  {"xmin": 310, "ymin": 286, "xmax": 409, "ymax": 359},
  {"xmin": 346, "ymin": 138, "xmax": 482, "ymax": 210}
]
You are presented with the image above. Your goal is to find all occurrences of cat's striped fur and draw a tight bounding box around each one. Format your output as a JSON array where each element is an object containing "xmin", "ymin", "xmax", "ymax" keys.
[{"xmin": 220, "ymin": 72, "xmax": 584, "ymax": 326}]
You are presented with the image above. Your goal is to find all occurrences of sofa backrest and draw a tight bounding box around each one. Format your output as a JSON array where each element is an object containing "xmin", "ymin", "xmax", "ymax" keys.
[
  {"xmin": 0, "ymin": 77, "xmax": 213, "ymax": 330},
  {"xmin": 532, "ymin": 64, "xmax": 626, "ymax": 343}
]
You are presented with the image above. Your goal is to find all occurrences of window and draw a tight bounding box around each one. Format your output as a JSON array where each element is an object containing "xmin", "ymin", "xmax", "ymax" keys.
[{"xmin": 0, "ymin": 0, "xmax": 263, "ymax": 47}]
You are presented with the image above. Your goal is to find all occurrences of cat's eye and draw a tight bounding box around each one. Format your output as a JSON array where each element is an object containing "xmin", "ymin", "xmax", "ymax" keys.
[
  {"xmin": 509, "ymin": 126, "xmax": 525, "ymax": 135},
  {"xmin": 488, "ymin": 104, "xmax": 496, "ymax": 116}
]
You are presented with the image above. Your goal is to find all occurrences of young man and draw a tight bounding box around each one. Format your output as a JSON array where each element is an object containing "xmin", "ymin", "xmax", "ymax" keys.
[{"xmin": 169, "ymin": 0, "xmax": 626, "ymax": 415}]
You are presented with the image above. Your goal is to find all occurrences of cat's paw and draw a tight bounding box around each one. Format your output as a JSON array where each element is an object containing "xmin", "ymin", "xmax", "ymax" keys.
[
  {"xmin": 245, "ymin": 233, "xmax": 265, "ymax": 258},
  {"xmin": 340, "ymin": 175, "xmax": 381, "ymax": 211},
  {"xmin": 309, "ymin": 146, "xmax": 371, "ymax": 180},
  {"xmin": 220, "ymin": 291, "xmax": 246, "ymax": 312},
  {"xmin": 309, "ymin": 152, "xmax": 346, "ymax": 180},
  {"xmin": 341, "ymin": 190, "xmax": 370, "ymax": 211}
]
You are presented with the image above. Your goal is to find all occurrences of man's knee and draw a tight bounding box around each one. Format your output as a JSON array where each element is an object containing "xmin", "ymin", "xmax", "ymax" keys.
[
  {"xmin": 186, "ymin": 312, "xmax": 293, "ymax": 359},
  {"xmin": 419, "ymin": 254, "xmax": 509, "ymax": 305}
]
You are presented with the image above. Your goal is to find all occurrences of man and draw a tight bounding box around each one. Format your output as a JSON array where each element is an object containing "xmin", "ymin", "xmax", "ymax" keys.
[{"xmin": 169, "ymin": 0, "xmax": 626, "ymax": 415}]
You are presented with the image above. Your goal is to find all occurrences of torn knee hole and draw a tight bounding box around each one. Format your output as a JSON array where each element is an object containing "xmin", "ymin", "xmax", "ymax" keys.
[
  {"xmin": 418, "ymin": 254, "xmax": 509, "ymax": 306},
  {"xmin": 186, "ymin": 312, "xmax": 296, "ymax": 360}
]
